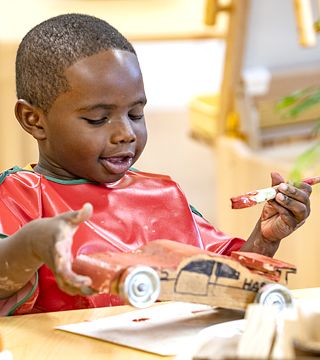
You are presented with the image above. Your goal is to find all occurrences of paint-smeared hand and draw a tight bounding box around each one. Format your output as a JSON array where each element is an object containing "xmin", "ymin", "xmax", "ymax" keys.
[
  {"xmin": 28, "ymin": 203, "xmax": 94, "ymax": 296},
  {"xmin": 242, "ymin": 172, "xmax": 312, "ymax": 257},
  {"xmin": 260, "ymin": 171, "xmax": 311, "ymax": 241}
]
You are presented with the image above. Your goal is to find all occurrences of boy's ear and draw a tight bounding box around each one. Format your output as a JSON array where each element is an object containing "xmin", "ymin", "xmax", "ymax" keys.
[{"xmin": 15, "ymin": 99, "xmax": 47, "ymax": 140}]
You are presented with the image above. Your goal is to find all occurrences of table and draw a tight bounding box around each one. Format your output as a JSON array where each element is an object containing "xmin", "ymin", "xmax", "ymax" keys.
[
  {"xmin": 1, "ymin": 288, "xmax": 319, "ymax": 360},
  {"xmin": 0, "ymin": 304, "xmax": 171, "ymax": 360}
]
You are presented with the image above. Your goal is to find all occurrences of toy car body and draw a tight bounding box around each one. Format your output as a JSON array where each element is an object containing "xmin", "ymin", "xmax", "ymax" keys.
[{"xmin": 73, "ymin": 240, "xmax": 296, "ymax": 310}]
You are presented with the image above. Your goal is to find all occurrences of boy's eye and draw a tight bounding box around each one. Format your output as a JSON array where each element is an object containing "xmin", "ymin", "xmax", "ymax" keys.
[
  {"xmin": 129, "ymin": 114, "xmax": 144, "ymax": 121},
  {"xmin": 81, "ymin": 117, "xmax": 108, "ymax": 125}
]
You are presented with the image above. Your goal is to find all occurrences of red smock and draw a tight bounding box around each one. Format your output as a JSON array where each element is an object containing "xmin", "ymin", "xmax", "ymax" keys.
[{"xmin": 0, "ymin": 167, "xmax": 244, "ymax": 315}]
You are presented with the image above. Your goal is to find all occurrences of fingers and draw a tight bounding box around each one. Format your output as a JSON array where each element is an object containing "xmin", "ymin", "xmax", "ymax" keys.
[
  {"xmin": 54, "ymin": 237, "xmax": 94, "ymax": 296},
  {"xmin": 271, "ymin": 171, "xmax": 285, "ymax": 187},
  {"xmin": 274, "ymin": 182, "xmax": 311, "ymax": 223},
  {"xmin": 53, "ymin": 220, "xmax": 94, "ymax": 296},
  {"xmin": 69, "ymin": 202, "xmax": 93, "ymax": 225},
  {"xmin": 29, "ymin": 204, "xmax": 95, "ymax": 296},
  {"xmin": 58, "ymin": 202, "xmax": 93, "ymax": 225},
  {"xmin": 269, "ymin": 171, "xmax": 312, "ymax": 224},
  {"xmin": 266, "ymin": 201, "xmax": 300, "ymax": 229},
  {"xmin": 55, "ymin": 270, "xmax": 94, "ymax": 296},
  {"xmin": 260, "ymin": 172, "xmax": 312, "ymax": 243}
]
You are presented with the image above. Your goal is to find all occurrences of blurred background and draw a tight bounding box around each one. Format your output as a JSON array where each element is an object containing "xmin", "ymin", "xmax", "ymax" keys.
[{"xmin": 1, "ymin": 0, "xmax": 320, "ymax": 289}]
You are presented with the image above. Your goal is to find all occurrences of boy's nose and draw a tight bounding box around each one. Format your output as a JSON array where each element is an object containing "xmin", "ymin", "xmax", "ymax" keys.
[{"xmin": 109, "ymin": 117, "xmax": 136, "ymax": 144}]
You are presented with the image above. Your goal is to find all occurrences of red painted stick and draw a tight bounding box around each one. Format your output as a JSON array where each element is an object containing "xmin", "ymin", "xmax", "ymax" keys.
[{"xmin": 231, "ymin": 176, "xmax": 320, "ymax": 210}]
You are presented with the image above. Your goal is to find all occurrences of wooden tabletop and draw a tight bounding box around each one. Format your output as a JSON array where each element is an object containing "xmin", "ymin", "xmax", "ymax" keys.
[
  {"xmin": 1, "ymin": 288, "xmax": 319, "ymax": 360},
  {"xmin": 0, "ymin": 305, "xmax": 172, "ymax": 360}
]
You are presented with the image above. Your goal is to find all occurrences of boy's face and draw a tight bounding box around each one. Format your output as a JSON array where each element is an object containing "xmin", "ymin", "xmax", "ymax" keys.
[{"xmin": 38, "ymin": 49, "xmax": 147, "ymax": 183}]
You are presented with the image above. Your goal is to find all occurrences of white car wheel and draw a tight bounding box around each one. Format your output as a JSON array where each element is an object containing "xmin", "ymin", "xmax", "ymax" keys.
[
  {"xmin": 119, "ymin": 266, "xmax": 160, "ymax": 308},
  {"xmin": 254, "ymin": 283, "xmax": 293, "ymax": 309}
]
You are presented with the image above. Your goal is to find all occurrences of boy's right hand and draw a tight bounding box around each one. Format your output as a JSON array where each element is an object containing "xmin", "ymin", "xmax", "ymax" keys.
[{"xmin": 26, "ymin": 203, "xmax": 94, "ymax": 296}]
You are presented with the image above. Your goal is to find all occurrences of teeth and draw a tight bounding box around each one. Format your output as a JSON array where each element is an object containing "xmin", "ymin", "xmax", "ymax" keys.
[
  {"xmin": 108, "ymin": 157, "xmax": 127, "ymax": 163},
  {"xmin": 100, "ymin": 156, "xmax": 133, "ymax": 174}
]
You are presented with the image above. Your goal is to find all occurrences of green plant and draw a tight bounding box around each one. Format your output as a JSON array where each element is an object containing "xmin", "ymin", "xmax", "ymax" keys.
[
  {"xmin": 276, "ymin": 86, "xmax": 320, "ymax": 182},
  {"xmin": 275, "ymin": 14, "xmax": 320, "ymax": 182}
]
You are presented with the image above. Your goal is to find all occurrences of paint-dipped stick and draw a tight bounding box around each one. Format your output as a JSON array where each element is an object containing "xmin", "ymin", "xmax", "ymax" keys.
[{"xmin": 231, "ymin": 176, "xmax": 320, "ymax": 209}]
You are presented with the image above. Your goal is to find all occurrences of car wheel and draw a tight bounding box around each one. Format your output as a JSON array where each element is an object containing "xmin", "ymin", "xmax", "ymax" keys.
[
  {"xmin": 254, "ymin": 283, "xmax": 293, "ymax": 309},
  {"xmin": 119, "ymin": 265, "xmax": 161, "ymax": 308}
]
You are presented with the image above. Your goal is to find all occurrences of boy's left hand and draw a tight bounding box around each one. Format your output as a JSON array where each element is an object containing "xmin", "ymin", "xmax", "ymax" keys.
[
  {"xmin": 242, "ymin": 171, "xmax": 312, "ymax": 257},
  {"xmin": 260, "ymin": 171, "xmax": 311, "ymax": 242}
]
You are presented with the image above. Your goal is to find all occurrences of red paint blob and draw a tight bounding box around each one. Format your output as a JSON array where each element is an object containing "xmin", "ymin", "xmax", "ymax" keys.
[
  {"xmin": 231, "ymin": 195, "xmax": 257, "ymax": 209},
  {"xmin": 132, "ymin": 317, "xmax": 150, "ymax": 322}
]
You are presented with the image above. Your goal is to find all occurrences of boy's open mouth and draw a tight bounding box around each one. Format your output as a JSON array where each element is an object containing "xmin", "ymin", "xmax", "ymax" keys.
[{"xmin": 99, "ymin": 156, "xmax": 133, "ymax": 174}]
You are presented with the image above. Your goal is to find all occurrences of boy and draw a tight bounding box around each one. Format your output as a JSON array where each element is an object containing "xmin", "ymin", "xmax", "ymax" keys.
[{"xmin": 0, "ymin": 14, "xmax": 311, "ymax": 315}]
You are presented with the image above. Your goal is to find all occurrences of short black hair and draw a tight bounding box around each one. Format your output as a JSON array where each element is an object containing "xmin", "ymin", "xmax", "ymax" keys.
[{"xmin": 16, "ymin": 13, "xmax": 136, "ymax": 113}]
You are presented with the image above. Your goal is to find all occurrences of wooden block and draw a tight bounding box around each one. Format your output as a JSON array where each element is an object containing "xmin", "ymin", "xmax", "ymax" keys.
[{"xmin": 237, "ymin": 304, "xmax": 277, "ymax": 359}]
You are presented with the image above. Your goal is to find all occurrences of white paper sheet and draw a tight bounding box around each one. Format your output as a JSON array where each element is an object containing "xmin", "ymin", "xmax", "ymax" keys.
[
  {"xmin": 56, "ymin": 302, "xmax": 244, "ymax": 356},
  {"xmin": 175, "ymin": 319, "xmax": 245, "ymax": 360}
]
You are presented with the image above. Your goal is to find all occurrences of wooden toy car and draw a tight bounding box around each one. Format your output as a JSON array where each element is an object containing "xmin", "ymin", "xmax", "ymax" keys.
[{"xmin": 72, "ymin": 240, "xmax": 296, "ymax": 310}]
